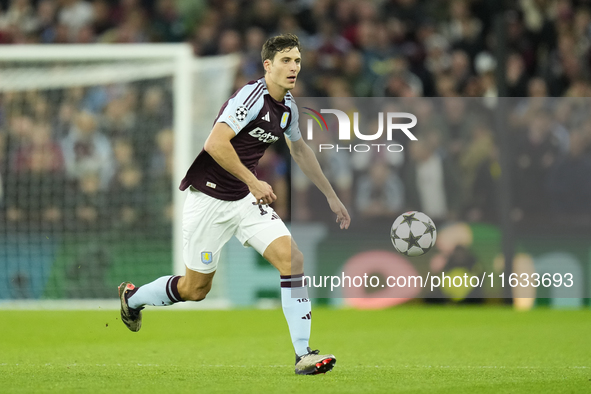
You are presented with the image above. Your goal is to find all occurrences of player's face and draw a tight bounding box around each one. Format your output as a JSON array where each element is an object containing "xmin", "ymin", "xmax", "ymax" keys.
[{"xmin": 266, "ymin": 47, "xmax": 301, "ymax": 92}]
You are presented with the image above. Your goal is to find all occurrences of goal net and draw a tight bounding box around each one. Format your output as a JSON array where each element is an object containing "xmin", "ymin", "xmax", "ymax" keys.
[{"xmin": 0, "ymin": 45, "xmax": 239, "ymax": 306}]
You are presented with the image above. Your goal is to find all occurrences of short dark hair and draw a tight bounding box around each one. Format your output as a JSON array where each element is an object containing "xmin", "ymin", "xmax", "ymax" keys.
[{"xmin": 261, "ymin": 33, "xmax": 301, "ymax": 63}]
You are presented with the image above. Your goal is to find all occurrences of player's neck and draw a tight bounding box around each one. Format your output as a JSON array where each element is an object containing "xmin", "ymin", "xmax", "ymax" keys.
[{"xmin": 264, "ymin": 74, "xmax": 288, "ymax": 102}]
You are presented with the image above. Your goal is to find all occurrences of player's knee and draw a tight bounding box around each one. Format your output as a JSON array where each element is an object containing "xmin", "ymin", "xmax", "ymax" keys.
[
  {"xmin": 291, "ymin": 247, "xmax": 304, "ymax": 273},
  {"xmin": 277, "ymin": 246, "xmax": 303, "ymax": 276}
]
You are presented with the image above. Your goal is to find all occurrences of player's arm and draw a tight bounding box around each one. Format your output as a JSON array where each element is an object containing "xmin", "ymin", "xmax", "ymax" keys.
[
  {"xmin": 287, "ymin": 136, "xmax": 351, "ymax": 229},
  {"xmin": 204, "ymin": 122, "xmax": 276, "ymax": 204}
]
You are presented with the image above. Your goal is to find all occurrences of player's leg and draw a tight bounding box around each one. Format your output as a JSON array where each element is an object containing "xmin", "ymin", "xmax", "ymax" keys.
[
  {"xmin": 119, "ymin": 255, "xmax": 219, "ymax": 332},
  {"xmin": 123, "ymin": 267, "xmax": 214, "ymax": 309},
  {"xmin": 118, "ymin": 271, "xmax": 187, "ymax": 331},
  {"xmin": 118, "ymin": 270, "xmax": 215, "ymax": 332},
  {"xmin": 263, "ymin": 235, "xmax": 310, "ymax": 355},
  {"xmin": 119, "ymin": 189, "xmax": 235, "ymax": 332},
  {"xmin": 237, "ymin": 196, "xmax": 335, "ymax": 375},
  {"xmin": 261, "ymin": 235, "xmax": 335, "ymax": 375}
]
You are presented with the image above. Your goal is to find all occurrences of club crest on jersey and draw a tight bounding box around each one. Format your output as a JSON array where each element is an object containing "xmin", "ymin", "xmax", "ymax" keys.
[
  {"xmin": 280, "ymin": 112, "xmax": 289, "ymax": 128},
  {"xmin": 201, "ymin": 252, "xmax": 213, "ymax": 264},
  {"xmin": 235, "ymin": 105, "xmax": 248, "ymax": 122}
]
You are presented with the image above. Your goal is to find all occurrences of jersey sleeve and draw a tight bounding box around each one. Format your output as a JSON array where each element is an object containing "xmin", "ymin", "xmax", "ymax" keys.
[
  {"xmin": 216, "ymin": 82, "xmax": 264, "ymax": 134},
  {"xmin": 285, "ymin": 101, "xmax": 302, "ymax": 142}
]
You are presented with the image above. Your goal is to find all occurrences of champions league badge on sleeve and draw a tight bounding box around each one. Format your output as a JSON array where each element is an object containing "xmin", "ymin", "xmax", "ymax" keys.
[
  {"xmin": 235, "ymin": 105, "xmax": 248, "ymax": 122},
  {"xmin": 201, "ymin": 252, "xmax": 213, "ymax": 264}
]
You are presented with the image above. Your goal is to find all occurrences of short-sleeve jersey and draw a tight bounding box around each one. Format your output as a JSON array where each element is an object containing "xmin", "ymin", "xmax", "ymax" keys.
[{"xmin": 179, "ymin": 77, "xmax": 301, "ymax": 201}]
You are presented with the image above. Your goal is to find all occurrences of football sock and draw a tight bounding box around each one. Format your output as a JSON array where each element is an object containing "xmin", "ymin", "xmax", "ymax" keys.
[
  {"xmin": 127, "ymin": 275, "xmax": 183, "ymax": 309},
  {"xmin": 280, "ymin": 274, "xmax": 311, "ymax": 357}
]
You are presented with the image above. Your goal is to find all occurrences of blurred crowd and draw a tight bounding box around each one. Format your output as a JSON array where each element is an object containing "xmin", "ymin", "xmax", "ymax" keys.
[
  {"xmin": 2, "ymin": 0, "xmax": 591, "ymax": 97},
  {"xmin": 1, "ymin": 0, "xmax": 591, "ymax": 234},
  {"xmin": 0, "ymin": 83, "xmax": 174, "ymax": 234}
]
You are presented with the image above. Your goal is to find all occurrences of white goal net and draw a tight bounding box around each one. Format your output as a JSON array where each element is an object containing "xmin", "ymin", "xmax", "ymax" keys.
[{"xmin": 0, "ymin": 45, "xmax": 239, "ymax": 305}]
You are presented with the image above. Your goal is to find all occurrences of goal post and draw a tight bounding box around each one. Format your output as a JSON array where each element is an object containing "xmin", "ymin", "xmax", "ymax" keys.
[{"xmin": 0, "ymin": 45, "xmax": 239, "ymax": 306}]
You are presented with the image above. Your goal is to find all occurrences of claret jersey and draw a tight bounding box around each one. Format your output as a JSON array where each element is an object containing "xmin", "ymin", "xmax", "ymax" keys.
[{"xmin": 179, "ymin": 77, "xmax": 301, "ymax": 201}]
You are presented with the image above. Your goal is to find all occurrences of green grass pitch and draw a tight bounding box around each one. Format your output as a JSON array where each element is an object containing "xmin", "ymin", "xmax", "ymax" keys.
[{"xmin": 1, "ymin": 306, "xmax": 589, "ymax": 393}]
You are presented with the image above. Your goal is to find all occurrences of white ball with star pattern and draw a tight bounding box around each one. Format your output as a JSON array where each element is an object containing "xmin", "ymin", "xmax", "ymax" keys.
[
  {"xmin": 235, "ymin": 105, "xmax": 248, "ymax": 122},
  {"xmin": 390, "ymin": 211, "xmax": 437, "ymax": 256}
]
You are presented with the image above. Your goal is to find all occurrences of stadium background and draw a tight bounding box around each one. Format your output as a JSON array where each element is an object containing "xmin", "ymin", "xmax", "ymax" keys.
[{"xmin": 0, "ymin": 0, "xmax": 590, "ymax": 308}]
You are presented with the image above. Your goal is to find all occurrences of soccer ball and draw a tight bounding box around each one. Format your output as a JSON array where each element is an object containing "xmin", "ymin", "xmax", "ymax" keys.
[{"xmin": 390, "ymin": 211, "xmax": 437, "ymax": 256}]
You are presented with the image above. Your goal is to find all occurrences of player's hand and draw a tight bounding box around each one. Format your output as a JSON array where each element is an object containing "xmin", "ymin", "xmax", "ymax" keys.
[
  {"xmin": 248, "ymin": 180, "xmax": 277, "ymax": 205},
  {"xmin": 327, "ymin": 196, "xmax": 351, "ymax": 230}
]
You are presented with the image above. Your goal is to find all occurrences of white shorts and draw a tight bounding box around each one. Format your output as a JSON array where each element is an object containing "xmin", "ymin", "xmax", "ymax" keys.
[{"xmin": 182, "ymin": 188, "xmax": 291, "ymax": 273}]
